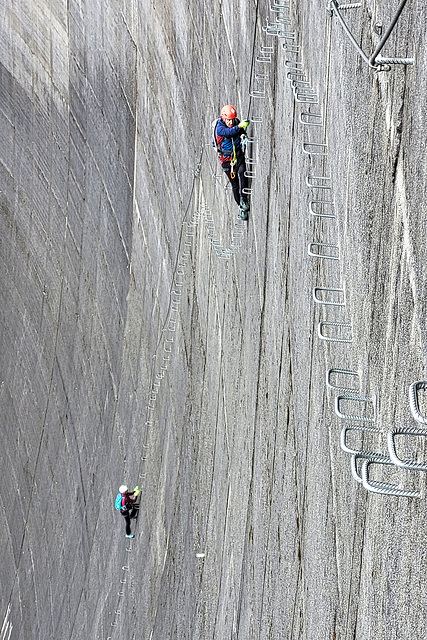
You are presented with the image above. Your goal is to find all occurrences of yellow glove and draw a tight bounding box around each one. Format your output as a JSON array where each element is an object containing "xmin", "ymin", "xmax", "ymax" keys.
[
  {"xmin": 133, "ymin": 486, "xmax": 140, "ymax": 496},
  {"xmin": 238, "ymin": 119, "xmax": 250, "ymax": 129}
]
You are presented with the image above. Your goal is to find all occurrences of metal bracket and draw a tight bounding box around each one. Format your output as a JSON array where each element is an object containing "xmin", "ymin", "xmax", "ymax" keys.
[
  {"xmin": 318, "ymin": 321, "xmax": 352, "ymax": 343},
  {"xmin": 340, "ymin": 424, "xmax": 380, "ymax": 457},
  {"xmin": 308, "ymin": 243, "xmax": 340, "ymax": 261},
  {"xmin": 334, "ymin": 394, "xmax": 375, "ymax": 422},
  {"xmin": 309, "ymin": 200, "xmax": 335, "ymax": 218},
  {"xmin": 326, "ymin": 367, "xmax": 359, "ymax": 393},
  {"xmin": 387, "ymin": 426, "xmax": 427, "ymax": 471},
  {"xmin": 313, "ymin": 286, "xmax": 345, "ymax": 306},
  {"xmin": 299, "ymin": 111, "xmax": 323, "ymax": 126},
  {"xmin": 361, "ymin": 459, "xmax": 421, "ymax": 498},
  {"xmin": 302, "ymin": 142, "xmax": 328, "ymax": 156}
]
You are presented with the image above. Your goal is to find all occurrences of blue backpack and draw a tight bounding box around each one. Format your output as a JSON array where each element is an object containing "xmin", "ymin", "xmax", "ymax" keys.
[{"xmin": 115, "ymin": 493, "xmax": 126, "ymax": 511}]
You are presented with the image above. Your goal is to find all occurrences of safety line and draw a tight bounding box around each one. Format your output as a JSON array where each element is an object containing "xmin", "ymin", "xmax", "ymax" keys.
[{"xmin": 106, "ymin": 0, "xmax": 268, "ymax": 635}]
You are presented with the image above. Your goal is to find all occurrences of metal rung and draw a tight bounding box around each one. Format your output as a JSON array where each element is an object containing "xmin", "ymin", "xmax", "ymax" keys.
[
  {"xmin": 308, "ymin": 243, "xmax": 340, "ymax": 260},
  {"xmin": 375, "ymin": 57, "xmax": 414, "ymax": 66},
  {"xmin": 350, "ymin": 452, "xmax": 394, "ymax": 484},
  {"xmin": 306, "ymin": 175, "xmax": 331, "ymax": 189},
  {"xmin": 361, "ymin": 459, "xmax": 421, "ymax": 498},
  {"xmin": 287, "ymin": 73, "xmax": 307, "ymax": 84},
  {"xmin": 283, "ymin": 43, "xmax": 300, "ymax": 53},
  {"xmin": 295, "ymin": 92, "xmax": 318, "ymax": 104},
  {"xmin": 250, "ymin": 116, "xmax": 263, "ymax": 123},
  {"xmin": 285, "ymin": 59, "xmax": 303, "ymax": 69},
  {"xmin": 408, "ymin": 381, "xmax": 427, "ymax": 425},
  {"xmin": 300, "ymin": 111, "xmax": 323, "ymax": 126},
  {"xmin": 264, "ymin": 18, "xmax": 277, "ymax": 26},
  {"xmin": 326, "ymin": 367, "xmax": 359, "ymax": 393},
  {"xmin": 340, "ymin": 425, "xmax": 381, "ymax": 457},
  {"xmin": 387, "ymin": 426, "xmax": 427, "ymax": 471},
  {"xmin": 335, "ymin": 394, "xmax": 375, "ymax": 422},
  {"xmin": 313, "ymin": 286, "xmax": 345, "ymax": 306},
  {"xmin": 242, "ymin": 188, "xmax": 253, "ymax": 195},
  {"xmin": 303, "ymin": 142, "xmax": 328, "ymax": 155},
  {"xmin": 309, "ymin": 200, "xmax": 334, "ymax": 218},
  {"xmin": 318, "ymin": 321, "xmax": 352, "ymax": 343},
  {"xmin": 276, "ymin": 20, "xmax": 292, "ymax": 29},
  {"xmin": 291, "ymin": 79, "xmax": 311, "ymax": 89},
  {"xmin": 264, "ymin": 20, "xmax": 289, "ymax": 29},
  {"xmin": 244, "ymin": 170, "xmax": 256, "ymax": 178},
  {"xmin": 249, "ymin": 90, "xmax": 266, "ymax": 98},
  {"xmin": 279, "ymin": 32, "xmax": 296, "ymax": 40},
  {"xmin": 270, "ymin": 4, "xmax": 290, "ymax": 11},
  {"xmin": 338, "ymin": 2, "xmax": 361, "ymax": 8},
  {"xmin": 263, "ymin": 26, "xmax": 284, "ymax": 35},
  {"xmin": 293, "ymin": 84, "xmax": 314, "ymax": 93}
]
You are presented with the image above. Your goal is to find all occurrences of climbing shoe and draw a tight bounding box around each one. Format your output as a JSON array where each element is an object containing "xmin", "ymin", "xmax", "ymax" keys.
[{"xmin": 240, "ymin": 198, "xmax": 250, "ymax": 211}]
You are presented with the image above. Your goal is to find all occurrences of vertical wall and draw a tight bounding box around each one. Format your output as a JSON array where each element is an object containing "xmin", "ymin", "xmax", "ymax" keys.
[
  {"xmin": 0, "ymin": 0, "xmax": 137, "ymax": 636},
  {"xmin": 2, "ymin": 0, "xmax": 427, "ymax": 639}
]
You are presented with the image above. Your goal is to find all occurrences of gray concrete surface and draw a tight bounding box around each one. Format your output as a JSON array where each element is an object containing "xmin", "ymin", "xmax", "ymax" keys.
[{"xmin": 1, "ymin": 0, "xmax": 427, "ymax": 638}]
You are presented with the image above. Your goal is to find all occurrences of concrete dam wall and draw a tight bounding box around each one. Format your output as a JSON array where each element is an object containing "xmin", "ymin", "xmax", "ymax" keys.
[{"xmin": 1, "ymin": 0, "xmax": 427, "ymax": 638}]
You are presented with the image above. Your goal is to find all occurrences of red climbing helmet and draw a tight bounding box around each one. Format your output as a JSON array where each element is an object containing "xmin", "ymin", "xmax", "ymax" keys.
[{"xmin": 221, "ymin": 105, "xmax": 237, "ymax": 120}]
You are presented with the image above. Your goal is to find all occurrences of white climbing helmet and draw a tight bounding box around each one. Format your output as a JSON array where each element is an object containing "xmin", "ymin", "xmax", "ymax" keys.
[{"xmin": 119, "ymin": 485, "xmax": 128, "ymax": 494}]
